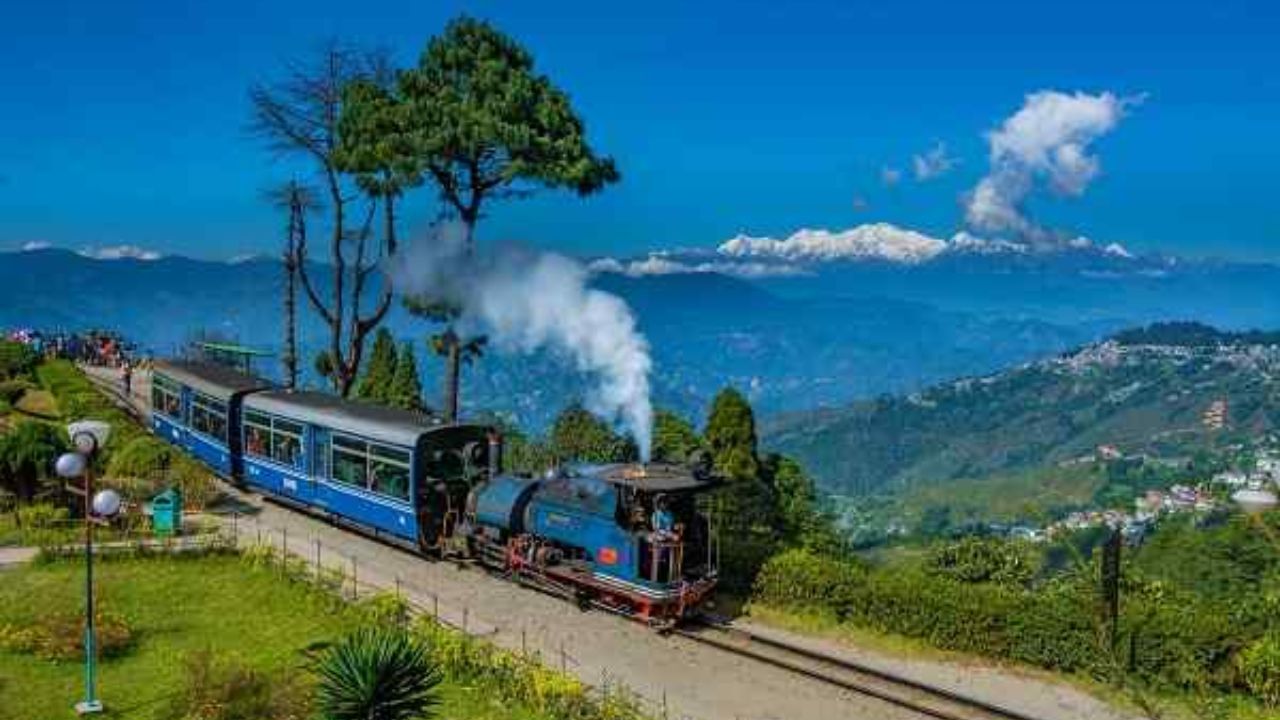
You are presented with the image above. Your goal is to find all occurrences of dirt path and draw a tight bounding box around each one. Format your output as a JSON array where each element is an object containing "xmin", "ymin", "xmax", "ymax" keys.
[{"xmin": 80, "ymin": 365, "xmax": 1138, "ymax": 720}]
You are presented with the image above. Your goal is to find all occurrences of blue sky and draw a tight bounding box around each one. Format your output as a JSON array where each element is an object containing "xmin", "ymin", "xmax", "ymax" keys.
[{"xmin": 1, "ymin": 0, "xmax": 1277, "ymax": 261}]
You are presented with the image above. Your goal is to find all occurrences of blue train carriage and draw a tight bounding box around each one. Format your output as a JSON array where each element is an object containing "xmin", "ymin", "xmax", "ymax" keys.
[
  {"xmin": 469, "ymin": 462, "xmax": 721, "ymax": 624},
  {"xmin": 240, "ymin": 390, "xmax": 494, "ymax": 548},
  {"xmin": 149, "ymin": 360, "xmax": 273, "ymax": 478}
]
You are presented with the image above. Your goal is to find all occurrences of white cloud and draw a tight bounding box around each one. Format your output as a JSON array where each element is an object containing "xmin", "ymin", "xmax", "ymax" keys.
[
  {"xmin": 78, "ymin": 244, "xmax": 164, "ymax": 261},
  {"xmin": 880, "ymin": 166, "xmax": 903, "ymax": 187},
  {"xmin": 718, "ymin": 223, "xmax": 948, "ymax": 264},
  {"xmin": 912, "ymin": 142, "xmax": 958, "ymax": 181},
  {"xmin": 964, "ymin": 90, "xmax": 1138, "ymax": 238},
  {"xmin": 20, "ymin": 241, "xmax": 52, "ymax": 252}
]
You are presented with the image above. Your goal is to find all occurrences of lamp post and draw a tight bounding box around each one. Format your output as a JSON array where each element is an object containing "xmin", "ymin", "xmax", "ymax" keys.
[{"xmin": 54, "ymin": 420, "xmax": 118, "ymax": 716}]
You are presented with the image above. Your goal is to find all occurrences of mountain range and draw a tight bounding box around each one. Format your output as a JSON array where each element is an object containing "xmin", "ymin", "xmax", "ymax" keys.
[{"xmin": 3, "ymin": 244, "xmax": 1280, "ymax": 433}]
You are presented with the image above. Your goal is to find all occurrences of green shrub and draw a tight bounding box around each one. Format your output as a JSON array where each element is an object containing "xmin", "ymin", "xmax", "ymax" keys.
[
  {"xmin": 927, "ymin": 536, "xmax": 1040, "ymax": 587},
  {"xmin": 0, "ymin": 378, "xmax": 33, "ymax": 405},
  {"xmin": 316, "ymin": 626, "xmax": 441, "ymax": 720},
  {"xmin": 0, "ymin": 340, "xmax": 37, "ymax": 380},
  {"xmin": 104, "ymin": 435, "xmax": 217, "ymax": 509},
  {"xmin": 1238, "ymin": 634, "xmax": 1280, "ymax": 706},
  {"xmin": 752, "ymin": 548, "xmax": 865, "ymax": 617},
  {"xmin": 160, "ymin": 649, "xmax": 312, "ymax": 720},
  {"xmin": 411, "ymin": 617, "xmax": 645, "ymax": 720},
  {"xmin": 15, "ymin": 502, "xmax": 69, "ymax": 527},
  {"xmin": 0, "ymin": 608, "xmax": 133, "ymax": 661},
  {"xmin": 105, "ymin": 435, "xmax": 176, "ymax": 480},
  {"xmin": 751, "ymin": 542, "xmax": 1271, "ymax": 695}
]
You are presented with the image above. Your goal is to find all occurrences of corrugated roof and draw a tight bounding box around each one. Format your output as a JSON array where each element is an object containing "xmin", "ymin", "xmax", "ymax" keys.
[
  {"xmin": 244, "ymin": 389, "xmax": 446, "ymax": 447},
  {"xmin": 153, "ymin": 359, "xmax": 273, "ymax": 400}
]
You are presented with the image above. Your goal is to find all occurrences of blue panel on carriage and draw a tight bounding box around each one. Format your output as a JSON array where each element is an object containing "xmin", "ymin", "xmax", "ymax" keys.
[
  {"xmin": 524, "ymin": 476, "xmax": 638, "ymax": 581},
  {"xmin": 152, "ymin": 413, "xmax": 186, "ymax": 446},
  {"xmin": 473, "ymin": 475, "xmax": 540, "ymax": 532},
  {"xmin": 186, "ymin": 430, "xmax": 233, "ymax": 477},
  {"xmin": 243, "ymin": 456, "xmax": 420, "ymax": 542}
]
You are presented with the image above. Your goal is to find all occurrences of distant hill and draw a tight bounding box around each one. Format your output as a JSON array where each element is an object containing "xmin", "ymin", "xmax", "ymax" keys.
[
  {"xmin": 763, "ymin": 326, "xmax": 1280, "ymax": 495},
  {"xmin": 0, "ymin": 248, "xmax": 1106, "ymax": 428}
]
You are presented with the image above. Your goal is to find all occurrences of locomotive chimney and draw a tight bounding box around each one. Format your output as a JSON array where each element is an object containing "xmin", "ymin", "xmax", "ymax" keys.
[{"xmin": 487, "ymin": 431, "xmax": 502, "ymax": 477}]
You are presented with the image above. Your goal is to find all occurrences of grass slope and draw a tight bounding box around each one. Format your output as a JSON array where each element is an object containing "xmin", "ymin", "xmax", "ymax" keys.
[{"xmin": 0, "ymin": 555, "xmax": 549, "ymax": 720}]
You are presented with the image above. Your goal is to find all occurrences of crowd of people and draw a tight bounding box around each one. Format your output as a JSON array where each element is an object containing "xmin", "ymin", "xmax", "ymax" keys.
[{"xmin": 5, "ymin": 327, "xmax": 147, "ymax": 397}]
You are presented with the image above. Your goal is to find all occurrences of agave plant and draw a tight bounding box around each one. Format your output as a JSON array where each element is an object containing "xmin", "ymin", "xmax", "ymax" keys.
[{"xmin": 316, "ymin": 626, "xmax": 442, "ymax": 720}]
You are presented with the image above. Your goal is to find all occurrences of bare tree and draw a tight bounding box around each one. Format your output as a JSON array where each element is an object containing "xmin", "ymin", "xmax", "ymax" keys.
[
  {"xmin": 263, "ymin": 179, "xmax": 320, "ymax": 389},
  {"xmin": 249, "ymin": 42, "xmax": 395, "ymax": 397}
]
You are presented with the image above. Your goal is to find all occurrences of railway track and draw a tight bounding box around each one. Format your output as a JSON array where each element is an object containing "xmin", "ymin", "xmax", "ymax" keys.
[{"xmin": 674, "ymin": 619, "xmax": 1044, "ymax": 720}]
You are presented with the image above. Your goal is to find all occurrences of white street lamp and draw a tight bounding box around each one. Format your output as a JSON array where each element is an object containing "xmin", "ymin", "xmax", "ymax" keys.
[{"xmin": 54, "ymin": 420, "xmax": 113, "ymax": 716}]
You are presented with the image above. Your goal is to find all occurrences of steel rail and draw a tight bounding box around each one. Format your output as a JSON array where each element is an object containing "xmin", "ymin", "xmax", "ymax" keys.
[{"xmin": 674, "ymin": 619, "xmax": 1045, "ymax": 720}]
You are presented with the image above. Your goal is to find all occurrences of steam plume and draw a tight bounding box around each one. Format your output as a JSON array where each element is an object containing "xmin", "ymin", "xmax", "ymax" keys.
[{"xmin": 387, "ymin": 223, "xmax": 654, "ymax": 459}]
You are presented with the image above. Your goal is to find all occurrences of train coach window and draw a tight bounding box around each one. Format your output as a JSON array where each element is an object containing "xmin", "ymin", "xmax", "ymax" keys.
[
  {"xmin": 243, "ymin": 411, "xmax": 272, "ymax": 459},
  {"xmin": 243, "ymin": 410, "xmax": 303, "ymax": 469},
  {"xmin": 332, "ymin": 435, "xmax": 368, "ymax": 488},
  {"xmin": 190, "ymin": 392, "xmax": 228, "ymax": 442},
  {"xmin": 370, "ymin": 444, "xmax": 411, "ymax": 500},
  {"xmin": 271, "ymin": 419, "xmax": 304, "ymax": 468},
  {"xmin": 152, "ymin": 374, "xmax": 183, "ymax": 421}
]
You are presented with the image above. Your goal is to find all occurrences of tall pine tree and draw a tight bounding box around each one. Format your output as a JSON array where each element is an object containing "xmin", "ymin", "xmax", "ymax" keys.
[
  {"xmin": 389, "ymin": 343, "xmax": 424, "ymax": 412},
  {"xmin": 704, "ymin": 387, "xmax": 779, "ymax": 590},
  {"xmin": 357, "ymin": 329, "xmax": 398, "ymax": 402}
]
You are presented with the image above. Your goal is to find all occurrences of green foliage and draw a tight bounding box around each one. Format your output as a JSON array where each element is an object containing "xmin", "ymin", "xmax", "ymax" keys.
[
  {"xmin": 161, "ymin": 649, "xmax": 312, "ymax": 720},
  {"xmin": 399, "ymin": 15, "xmax": 619, "ymax": 226},
  {"xmin": 926, "ymin": 537, "xmax": 1040, "ymax": 587},
  {"xmin": 388, "ymin": 343, "xmax": 424, "ymax": 412},
  {"xmin": 357, "ymin": 329, "xmax": 399, "ymax": 403},
  {"xmin": 1113, "ymin": 321, "xmax": 1280, "ymax": 348},
  {"xmin": 31, "ymin": 360, "xmax": 219, "ymax": 508},
  {"xmin": 0, "ymin": 340, "xmax": 37, "ymax": 381},
  {"xmin": 751, "ymin": 549, "xmax": 867, "ymax": 616},
  {"xmin": 549, "ymin": 404, "xmax": 637, "ymax": 463},
  {"xmin": 0, "ymin": 420, "xmax": 68, "ymax": 504},
  {"xmin": 315, "ymin": 351, "xmax": 337, "ymax": 385},
  {"xmin": 1238, "ymin": 633, "xmax": 1280, "ymax": 706},
  {"xmin": 106, "ymin": 434, "xmax": 177, "ymax": 480},
  {"xmin": 316, "ymin": 626, "xmax": 442, "ymax": 720},
  {"xmin": 335, "ymin": 78, "xmax": 420, "ymax": 199},
  {"xmin": 1131, "ymin": 512, "xmax": 1280, "ymax": 601},
  {"xmin": 651, "ymin": 409, "xmax": 704, "ymax": 463},
  {"xmin": 499, "ymin": 425, "xmax": 557, "ymax": 475},
  {"xmin": 0, "ymin": 378, "xmax": 33, "ymax": 405},
  {"xmin": 411, "ymin": 617, "xmax": 646, "ymax": 720},
  {"xmin": 0, "ymin": 608, "xmax": 133, "ymax": 661},
  {"xmin": 705, "ymin": 387, "xmax": 759, "ymax": 481}
]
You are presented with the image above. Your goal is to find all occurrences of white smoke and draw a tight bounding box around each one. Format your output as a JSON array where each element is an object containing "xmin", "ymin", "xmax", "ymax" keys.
[{"xmin": 387, "ymin": 223, "xmax": 654, "ymax": 459}]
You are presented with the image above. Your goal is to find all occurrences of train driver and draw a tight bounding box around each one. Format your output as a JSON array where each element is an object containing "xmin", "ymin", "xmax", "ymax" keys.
[{"xmin": 651, "ymin": 494, "xmax": 677, "ymax": 541}]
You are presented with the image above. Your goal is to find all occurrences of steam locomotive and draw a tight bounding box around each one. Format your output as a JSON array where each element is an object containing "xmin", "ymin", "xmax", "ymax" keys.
[{"xmin": 149, "ymin": 359, "xmax": 719, "ymax": 624}]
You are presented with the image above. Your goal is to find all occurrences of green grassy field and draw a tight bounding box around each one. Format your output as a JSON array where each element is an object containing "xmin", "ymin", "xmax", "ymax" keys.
[{"xmin": 0, "ymin": 554, "xmax": 551, "ymax": 720}]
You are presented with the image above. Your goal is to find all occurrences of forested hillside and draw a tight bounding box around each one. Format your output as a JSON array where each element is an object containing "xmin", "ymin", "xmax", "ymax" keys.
[{"xmin": 764, "ymin": 326, "xmax": 1280, "ymax": 495}]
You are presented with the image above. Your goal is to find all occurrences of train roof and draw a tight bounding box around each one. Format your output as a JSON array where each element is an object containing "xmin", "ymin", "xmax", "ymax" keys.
[
  {"xmin": 152, "ymin": 359, "xmax": 273, "ymax": 400},
  {"xmin": 579, "ymin": 463, "xmax": 721, "ymax": 493},
  {"xmin": 243, "ymin": 389, "xmax": 450, "ymax": 447}
]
